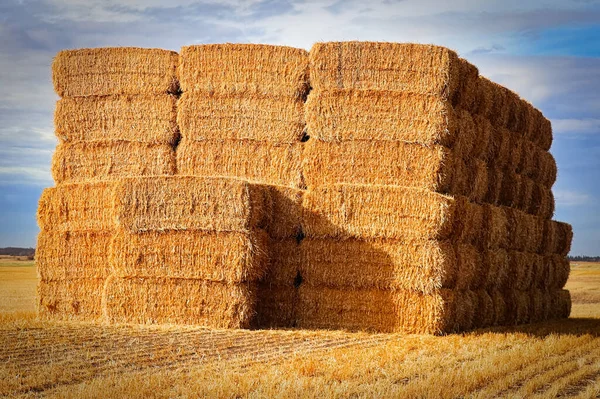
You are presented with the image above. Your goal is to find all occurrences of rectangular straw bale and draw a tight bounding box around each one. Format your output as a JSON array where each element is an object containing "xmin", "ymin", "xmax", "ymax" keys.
[
  {"xmin": 505, "ymin": 208, "xmax": 544, "ymax": 253},
  {"xmin": 297, "ymin": 286, "xmax": 475, "ymax": 334},
  {"xmin": 110, "ymin": 230, "xmax": 269, "ymax": 282},
  {"xmin": 177, "ymin": 92, "xmax": 305, "ymax": 143},
  {"xmin": 264, "ymin": 239, "xmax": 301, "ymax": 286},
  {"xmin": 303, "ymin": 140, "xmax": 486, "ymax": 201},
  {"xmin": 472, "ymin": 290, "xmax": 495, "ymax": 329},
  {"xmin": 177, "ymin": 139, "xmax": 303, "ymax": 189},
  {"xmin": 36, "ymin": 230, "xmax": 112, "ymax": 280},
  {"xmin": 302, "ymin": 185, "xmax": 483, "ymax": 243},
  {"xmin": 309, "ymin": 42, "xmax": 474, "ymax": 103},
  {"xmin": 52, "ymin": 47, "xmax": 179, "ymax": 97},
  {"xmin": 503, "ymin": 290, "xmax": 531, "ymax": 325},
  {"xmin": 253, "ymin": 285, "xmax": 297, "ymax": 329},
  {"xmin": 300, "ymin": 238, "xmax": 487, "ymax": 294},
  {"xmin": 519, "ymin": 140, "xmax": 557, "ymax": 187},
  {"xmin": 38, "ymin": 278, "xmax": 105, "ymax": 321},
  {"xmin": 541, "ymin": 220, "xmax": 573, "ymax": 256},
  {"xmin": 505, "ymin": 251, "xmax": 537, "ymax": 291},
  {"xmin": 489, "ymin": 290, "xmax": 507, "ymax": 326},
  {"xmin": 179, "ymin": 44, "xmax": 309, "ymax": 98},
  {"xmin": 52, "ymin": 141, "xmax": 176, "ymax": 184},
  {"xmin": 549, "ymin": 255, "xmax": 571, "ymax": 289},
  {"xmin": 259, "ymin": 185, "xmax": 304, "ymax": 239},
  {"xmin": 482, "ymin": 249, "xmax": 509, "ymax": 289},
  {"xmin": 54, "ymin": 95, "xmax": 178, "ymax": 143},
  {"xmin": 102, "ymin": 276, "xmax": 256, "ymax": 328},
  {"xmin": 481, "ymin": 204, "xmax": 509, "ymax": 249},
  {"xmin": 114, "ymin": 176, "xmax": 269, "ymax": 233},
  {"xmin": 549, "ymin": 289, "xmax": 571, "ymax": 319},
  {"xmin": 528, "ymin": 289, "xmax": 547, "ymax": 323},
  {"xmin": 37, "ymin": 182, "xmax": 116, "ymax": 232}
]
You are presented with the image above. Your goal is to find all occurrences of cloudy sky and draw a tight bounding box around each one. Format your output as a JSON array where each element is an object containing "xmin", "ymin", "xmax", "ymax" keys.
[{"xmin": 0, "ymin": 0, "xmax": 599, "ymax": 255}]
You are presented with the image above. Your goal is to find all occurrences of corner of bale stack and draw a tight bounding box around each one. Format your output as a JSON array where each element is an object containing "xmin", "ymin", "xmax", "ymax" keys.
[
  {"xmin": 38, "ymin": 278, "xmax": 106, "ymax": 322},
  {"xmin": 52, "ymin": 47, "xmax": 179, "ymax": 97},
  {"xmin": 178, "ymin": 44, "xmax": 310, "ymax": 98}
]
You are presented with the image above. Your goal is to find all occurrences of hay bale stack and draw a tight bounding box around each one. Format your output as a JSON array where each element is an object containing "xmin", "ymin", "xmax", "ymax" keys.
[
  {"xmin": 177, "ymin": 44, "xmax": 309, "ymax": 189},
  {"xmin": 298, "ymin": 41, "xmax": 572, "ymax": 333},
  {"xmin": 38, "ymin": 48, "xmax": 179, "ymax": 321},
  {"xmin": 177, "ymin": 45, "xmax": 310, "ymax": 328},
  {"xmin": 103, "ymin": 177, "xmax": 270, "ymax": 328}
]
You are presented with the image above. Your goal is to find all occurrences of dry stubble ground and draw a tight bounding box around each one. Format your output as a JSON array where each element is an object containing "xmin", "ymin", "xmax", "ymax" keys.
[{"xmin": 0, "ymin": 258, "xmax": 599, "ymax": 398}]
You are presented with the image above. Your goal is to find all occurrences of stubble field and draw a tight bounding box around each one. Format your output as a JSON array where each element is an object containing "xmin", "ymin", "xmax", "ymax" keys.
[{"xmin": 1, "ymin": 257, "xmax": 599, "ymax": 398}]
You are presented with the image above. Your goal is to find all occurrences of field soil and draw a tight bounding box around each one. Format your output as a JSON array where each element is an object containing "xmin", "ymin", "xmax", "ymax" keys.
[{"xmin": 1, "ymin": 259, "xmax": 599, "ymax": 398}]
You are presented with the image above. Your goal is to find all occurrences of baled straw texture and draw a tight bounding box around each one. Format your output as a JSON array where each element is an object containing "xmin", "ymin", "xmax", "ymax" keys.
[
  {"xmin": 260, "ymin": 185, "xmax": 304, "ymax": 239},
  {"xmin": 54, "ymin": 95, "xmax": 178, "ymax": 143},
  {"xmin": 38, "ymin": 278, "xmax": 105, "ymax": 321},
  {"xmin": 52, "ymin": 47, "xmax": 179, "ymax": 97},
  {"xmin": 114, "ymin": 176, "xmax": 270, "ymax": 233},
  {"xmin": 302, "ymin": 184, "xmax": 483, "ymax": 243},
  {"xmin": 296, "ymin": 287, "xmax": 475, "ymax": 334},
  {"xmin": 102, "ymin": 276, "xmax": 256, "ymax": 328},
  {"xmin": 36, "ymin": 230, "xmax": 112, "ymax": 280},
  {"xmin": 179, "ymin": 44, "xmax": 309, "ymax": 97},
  {"xmin": 253, "ymin": 285, "xmax": 297, "ymax": 329},
  {"xmin": 177, "ymin": 139, "xmax": 303, "ymax": 189},
  {"xmin": 541, "ymin": 220, "xmax": 573, "ymax": 256},
  {"xmin": 52, "ymin": 141, "xmax": 175, "ymax": 184},
  {"xmin": 302, "ymin": 140, "xmax": 487, "ymax": 202},
  {"xmin": 309, "ymin": 42, "xmax": 475, "ymax": 103},
  {"xmin": 300, "ymin": 239, "xmax": 521, "ymax": 293},
  {"xmin": 37, "ymin": 182, "xmax": 116, "ymax": 232},
  {"xmin": 110, "ymin": 230, "xmax": 269, "ymax": 282},
  {"xmin": 549, "ymin": 289, "xmax": 572, "ymax": 319},
  {"xmin": 263, "ymin": 239, "xmax": 301, "ymax": 287},
  {"xmin": 177, "ymin": 92, "xmax": 305, "ymax": 143}
]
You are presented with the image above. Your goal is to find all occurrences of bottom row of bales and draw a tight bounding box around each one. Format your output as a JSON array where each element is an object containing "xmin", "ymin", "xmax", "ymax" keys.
[{"xmin": 36, "ymin": 176, "xmax": 572, "ymax": 334}]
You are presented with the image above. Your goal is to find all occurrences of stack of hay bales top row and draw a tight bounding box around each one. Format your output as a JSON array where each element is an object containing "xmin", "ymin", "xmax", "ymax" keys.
[
  {"xmin": 37, "ymin": 48, "xmax": 179, "ymax": 320},
  {"xmin": 176, "ymin": 44, "xmax": 310, "ymax": 328},
  {"xmin": 298, "ymin": 42, "xmax": 572, "ymax": 333}
]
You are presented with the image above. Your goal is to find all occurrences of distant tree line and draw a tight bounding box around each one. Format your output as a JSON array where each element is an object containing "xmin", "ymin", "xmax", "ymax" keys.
[
  {"xmin": 568, "ymin": 255, "xmax": 600, "ymax": 262},
  {"xmin": 0, "ymin": 247, "xmax": 35, "ymax": 256}
]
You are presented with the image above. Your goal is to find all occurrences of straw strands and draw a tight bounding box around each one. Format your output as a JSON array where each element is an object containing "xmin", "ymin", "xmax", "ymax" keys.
[
  {"xmin": 37, "ymin": 278, "xmax": 106, "ymax": 321},
  {"xmin": 51, "ymin": 141, "xmax": 176, "ymax": 183},
  {"xmin": 54, "ymin": 95, "xmax": 178, "ymax": 143},
  {"xmin": 179, "ymin": 44, "xmax": 309, "ymax": 97},
  {"xmin": 53, "ymin": 48, "xmax": 179, "ymax": 97},
  {"xmin": 177, "ymin": 139, "xmax": 304, "ymax": 189},
  {"xmin": 102, "ymin": 276, "xmax": 256, "ymax": 328},
  {"xmin": 177, "ymin": 92, "xmax": 305, "ymax": 143},
  {"xmin": 110, "ymin": 230, "xmax": 269, "ymax": 282}
]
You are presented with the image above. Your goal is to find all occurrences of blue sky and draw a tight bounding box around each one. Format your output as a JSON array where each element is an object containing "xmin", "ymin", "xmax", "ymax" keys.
[{"xmin": 0, "ymin": 0, "xmax": 599, "ymax": 255}]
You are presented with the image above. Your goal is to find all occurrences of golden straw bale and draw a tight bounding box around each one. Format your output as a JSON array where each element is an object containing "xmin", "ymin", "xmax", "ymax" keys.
[
  {"xmin": 549, "ymin": 289, "xmax": 571, "ymax": 319},
  {"xmin": 109, "ymin": 230, "xmax": 269, "ymax": 282},
  {"xmin": 264, "ymin": 239, "xmax": 301, "ymax": 286},
  {"xmin": 541, "ymin": 220, "xmax": 573, "ymax": 256},
  {"xmin": 260, "ymin": 185, "xmax": 304, "ymax": 239},
  {"xmin": 309, "ymin": 42, "xmax": 472, "ymax": 102},
  {"xmin": 253, "ymin": 285, "xmax": 297, "ymax": 329},
  {"xmin": 177, "ymin": 139, "xmax": 303, "ymax": 189},
  {"xmin": 528, "ymin": 289, "xmax": 546, "ymax": 323},
  {"xmin": 481, "ymin": 204, "xmax": 508, "ymax": 249},
  {"xmin": 297, "ymin": 286, "xmax": 474, "ymax": 334},
  {"xmin": 37, "ymin": 182, "xmax": 116, "ymax": 232},
  {"xmin": 179, "ymin": 44, "xmax": 309, "ymax": 97},
  {"xmin": 177, "ymin": 92, "xmax": 305, "ymax": 142},
  {"xmin": 303, "ymin": 140, "xmax": 486, "ymax": 201},
  {"xmin": 36, "ymin": 230, "xmax": 112, "ymax": 280},
  {"xmin": 52, "ymin": 47, "xmax": 179, "ymax": 97},
  {"xmin": 114, "ymin": 176, "xmax": 270, "ymax": 233},
  {"xmin": 503, "ymin": 290, "xmax": 531, "ymax": 325},
  {"xmin": 102, "ymin": 276, "xmax": 256, "ymax": 328},
  {"xmin": 506, "ymin": 251, "xmax": 536, "ymax": 291},
  {"xmin": 548, "ymin": 254, "xmax": 571, "ymax": 289},
  {"xmin": 52, "ymin": 141, "xmax": 176, "ymax": 184},
  {"xmin": 483, "ymin": 249, "xmax": 509, "ymax": 289},
  {"xmin": 485, "ymin": 167, "xmax": 504, "ymax": 205},
  {"xmin": 489, "ymin": 290, "xmax": 507, "ymax": 326},
  {"xmin": 54, "ymin": 95, "xmax": 178, "ymax": 143},
  {"xmin": 302, "ymin": 185, "xmax": 482, "ymax": 243},
  {"xmin": 519, "ymin": 140, "xmax": 557, "ymax": 187},
  {"xmin": 305, "ymin": 89, "xmax": 458, "ymax": 147},
  {"xmin": 505, "ymin": 208, "xmax": 544, "ymax": 253},
  {"xmin": 300, "ymin": 238, "xmax": 459, "ymax": 293},
  {"xmin": 38, "ymin": 278, "xmax": 105, "ymax": 321},
  {"xmin": 472, "ymin": 290, "xmax": 495, "ymax": 329}
]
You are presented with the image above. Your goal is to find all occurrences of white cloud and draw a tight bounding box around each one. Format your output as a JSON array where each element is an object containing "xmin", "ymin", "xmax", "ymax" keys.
[
  {"xmin": 554, "ymin": 189, "xmax": 592, "ymax": 206},
  {"xmin": 553, "ymin": 119, "xmax": 600, "ymax": 135}
]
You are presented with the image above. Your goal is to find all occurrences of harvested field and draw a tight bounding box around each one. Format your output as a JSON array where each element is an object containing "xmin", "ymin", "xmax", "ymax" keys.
[{"xmin": 1, "ymin": 262, "xmax": 598, "ymax": 397}]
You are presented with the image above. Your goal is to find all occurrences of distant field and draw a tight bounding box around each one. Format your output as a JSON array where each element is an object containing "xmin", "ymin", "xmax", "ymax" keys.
[{"xmin": 1, "ymin": 258, "xmax": 599, "ymax": 398}]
